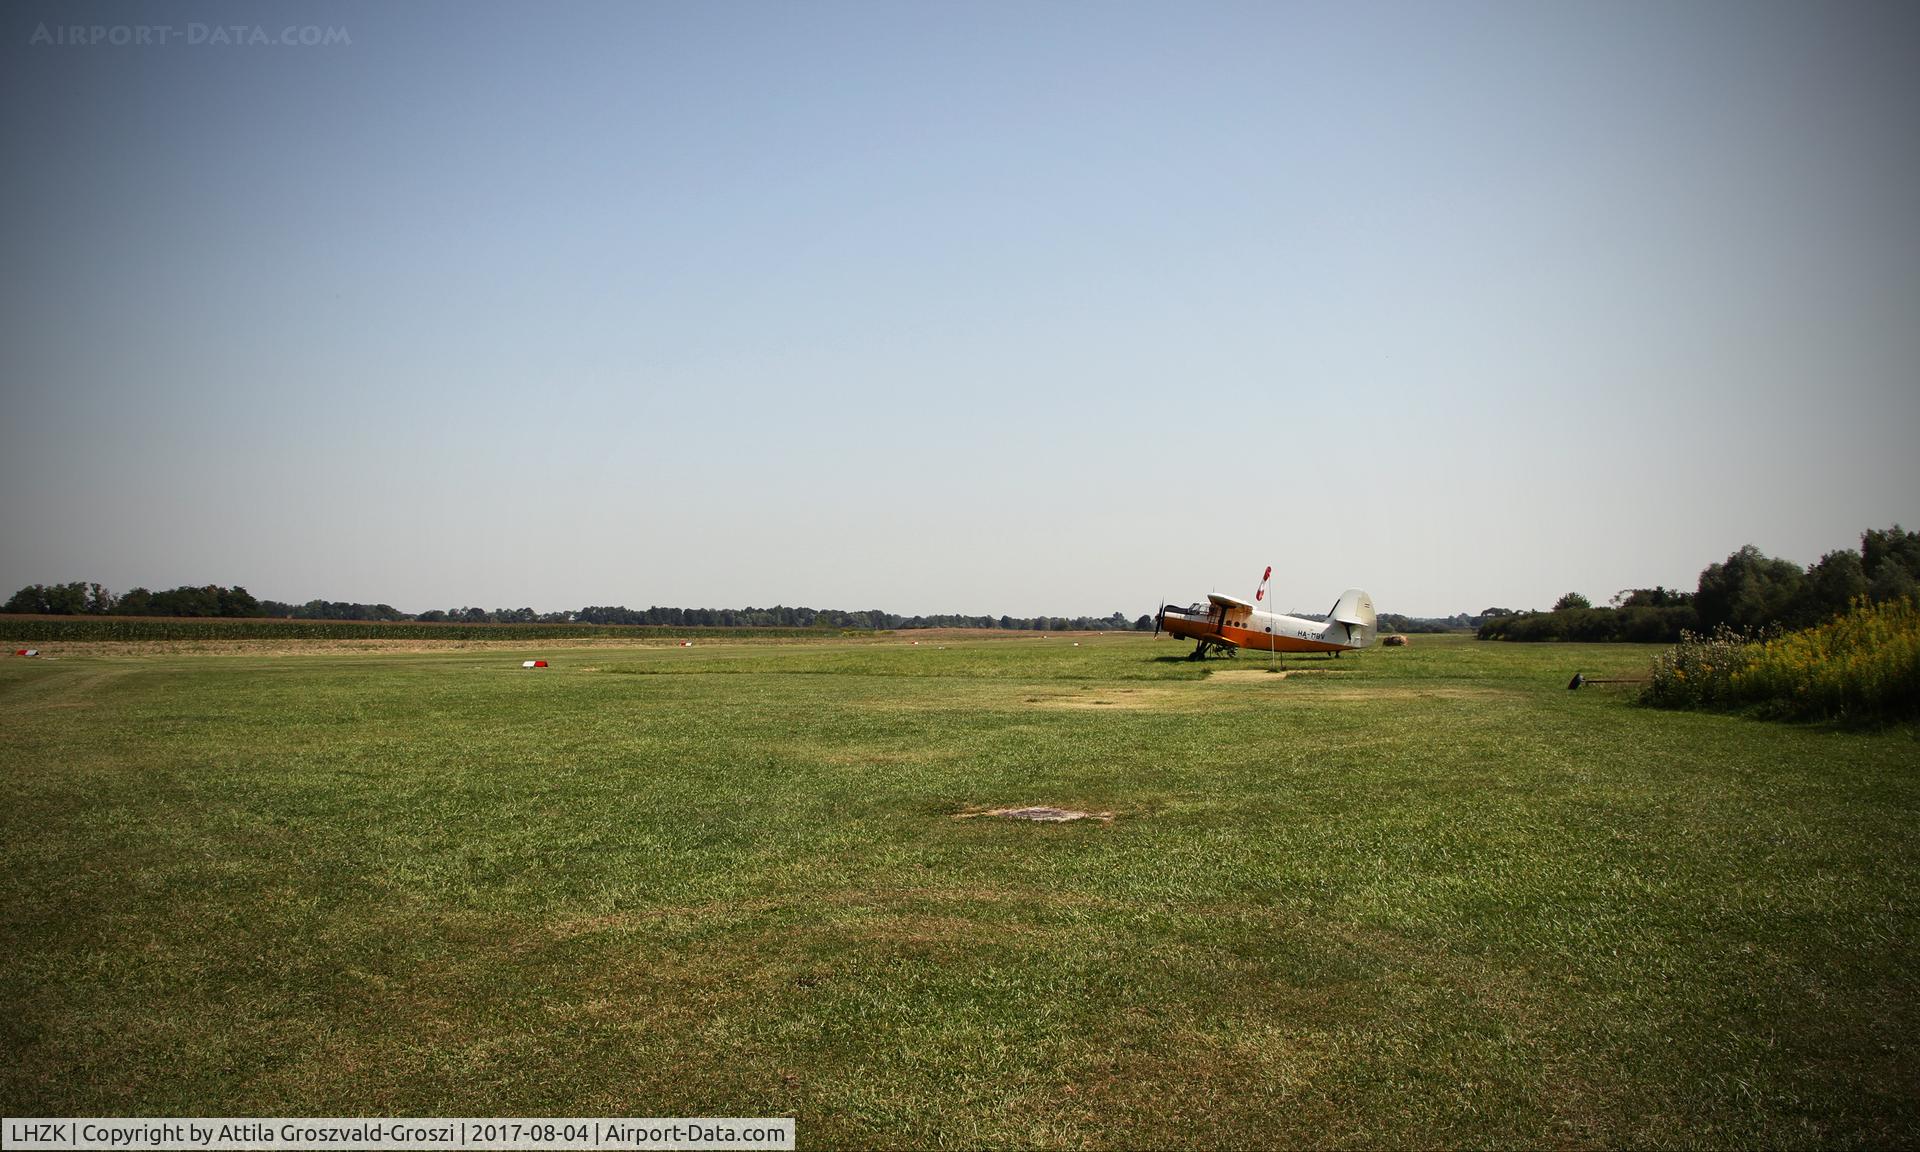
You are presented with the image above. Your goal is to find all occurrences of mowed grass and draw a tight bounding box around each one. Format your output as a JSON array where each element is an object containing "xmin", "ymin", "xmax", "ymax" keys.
[{"xmin": 1, "ymin": 633, "xmax": 1916, "ymax": 1147}]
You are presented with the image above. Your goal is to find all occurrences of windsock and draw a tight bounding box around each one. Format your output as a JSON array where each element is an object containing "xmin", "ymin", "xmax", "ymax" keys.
[{"xmin": 1255, "ymin": 565, "xmax": 1272, "ymax": 602}]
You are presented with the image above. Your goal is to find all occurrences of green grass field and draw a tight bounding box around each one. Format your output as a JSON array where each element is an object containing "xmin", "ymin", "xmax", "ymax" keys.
[{"xmin": 3, "ymin": 633, "xmax": 1915, "ymax": 1147}]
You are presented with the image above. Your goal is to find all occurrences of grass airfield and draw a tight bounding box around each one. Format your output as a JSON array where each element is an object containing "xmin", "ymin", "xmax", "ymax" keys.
[{"xmin": 2, "ymin": 632, "xmax": 1916, "ymax": 1147}]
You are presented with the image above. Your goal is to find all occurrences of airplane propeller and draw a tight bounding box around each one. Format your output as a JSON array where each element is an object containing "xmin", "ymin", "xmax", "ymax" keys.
[{"xmin": 1153, "ymin": 601, "xmax": 1165, "ymax": 637}]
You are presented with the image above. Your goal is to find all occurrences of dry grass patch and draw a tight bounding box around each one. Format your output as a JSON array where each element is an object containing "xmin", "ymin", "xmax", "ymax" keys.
[
  {"xmin": 1209, "ymin": 668, "xmax": 1311, "ymax": 684},
  {"xmin": 1021, "ymin": 686, "xmax": 1183, "ymax": 710},
  {"xmin": 1312, "ymin": 685, "xmax": 1520, "ymax": 702}
]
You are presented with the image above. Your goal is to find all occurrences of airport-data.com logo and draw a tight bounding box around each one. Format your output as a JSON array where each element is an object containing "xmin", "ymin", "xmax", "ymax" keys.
[{"xmin": 28, "ymin": 23, "xmax": 351, "ymax": 48}]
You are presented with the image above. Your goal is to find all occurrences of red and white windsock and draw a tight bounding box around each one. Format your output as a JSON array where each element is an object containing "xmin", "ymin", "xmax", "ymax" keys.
[{"xmin": 1255, "ymin": 565, "xmax": 1272, "ymax": 602}]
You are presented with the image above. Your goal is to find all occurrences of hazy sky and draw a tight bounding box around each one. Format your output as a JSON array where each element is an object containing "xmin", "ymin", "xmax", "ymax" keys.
[{"xmin": 3, "ymin": 1, "xmax": 1916, "ymax": 617}]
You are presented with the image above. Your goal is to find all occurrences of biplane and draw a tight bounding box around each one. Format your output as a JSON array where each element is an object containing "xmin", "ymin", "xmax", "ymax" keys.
[{"xmin": 1157, "ymin": 568, "xmax": 1376, "ymax": 660}]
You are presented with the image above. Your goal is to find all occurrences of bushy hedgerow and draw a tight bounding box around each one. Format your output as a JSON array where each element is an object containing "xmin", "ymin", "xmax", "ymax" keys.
[{"xmin": 1478, "ymin": 605, "xmax": 1698, "ymax": 643}]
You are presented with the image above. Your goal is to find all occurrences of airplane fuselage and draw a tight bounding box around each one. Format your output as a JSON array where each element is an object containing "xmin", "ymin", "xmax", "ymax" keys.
[
  {"xmin": 1157, "ymin": 588, "xmax": 1376, "ymax": 656},
  {"xmin": 1158, "ymin": 604, "xmax": 1350, "ymax": 653}
]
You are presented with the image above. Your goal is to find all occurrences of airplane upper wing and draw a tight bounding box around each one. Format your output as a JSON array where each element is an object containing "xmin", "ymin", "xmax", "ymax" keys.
[{"xmin": 1207, "ymin": 593, "xmax": 1255, "ymax": 611}]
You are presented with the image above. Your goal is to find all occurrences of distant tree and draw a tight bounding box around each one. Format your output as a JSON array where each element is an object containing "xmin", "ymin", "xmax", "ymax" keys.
[
  {"xmin": 1553, "ymin": 593, "xmax": 1591, "ymax": 612},
  {"xmin": 1805, "ymin": 551, "xmax": 1869, "ymax": 617},
  {"xmin": 1613, "ymin": 586, "xmax": 1692, "ymax": 608},
  {"xmin": 1870, "ymin": 563, "xmax": 1918, "ymax": 606},
  {"xmin": 148, "ymin": 585, "xmax": 217, "ymax": 615},
  {"xmin": 217, "ymin": 586, "xmax": 260, "ymax": 617},
  {"xmin": 5, "ymin": 585, "xmax": 44, "ymax": 613},
  {"xmin": 1, "ymin": 584, "xmax": 85, "ymax": 613},
  {"xmin": 1862, "ymin": 525, "xmax": 1920, "ymax": 586},
  {"xmin": 1696, "ymin": 545, "xmax": 1807, "ymax": 629}
]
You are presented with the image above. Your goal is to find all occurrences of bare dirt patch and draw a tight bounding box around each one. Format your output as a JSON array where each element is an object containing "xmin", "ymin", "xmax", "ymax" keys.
[
  {"xmin": 1207, "ymin": 668, "xmax": 1345, "ymax": 684},
  {"xmin": 954, "ymin": 806, "xmax": 1116, "ymax": 824},
  {"xmin": 1023, "ymin": 686, "xmax": 1179, "ymax": 710},
  {"xmin": 1313, "ymin": 685, "xmax": 1517, "ymax": 701},
  {"xmin": 1209, "ymin": 669, "xmax": 1292, "ymax": 683}
]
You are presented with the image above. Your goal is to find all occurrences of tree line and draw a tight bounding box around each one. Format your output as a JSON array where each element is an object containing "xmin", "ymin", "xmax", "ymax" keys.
[
  {"xmin": 1479, "ymin": 525, "xmax": 1919, "ymax": 642},
  {"xmin": 1376, "ymin": 611, "xmax": 1502, "ymax": 634},
  {"xmin": 2, "ymin": 582, "xmax": 273, "ymax": 618},
  {"xmin": 1, "ymin": 583, "xmax": 1154, "ymax": 633},
  {"xmin": 18, "ymin": 526, "xmax": 1909, "ymax": 641}
]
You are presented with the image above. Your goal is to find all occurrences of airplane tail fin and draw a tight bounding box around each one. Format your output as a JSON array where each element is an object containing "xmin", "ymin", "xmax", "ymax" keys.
[{"xmin": 1326, "ymin": 589, "xmax": 1377, "ymax": 648}]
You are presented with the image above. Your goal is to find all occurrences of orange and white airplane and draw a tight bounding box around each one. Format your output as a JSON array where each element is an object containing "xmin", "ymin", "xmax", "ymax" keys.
[{"xmin": 1156, "ymin": 567, "xmax": 1377, "ymax": 660}]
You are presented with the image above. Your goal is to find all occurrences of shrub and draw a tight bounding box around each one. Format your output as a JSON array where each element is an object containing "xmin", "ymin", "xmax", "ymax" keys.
[{"xmin": 1641, "ymin": 625, "xmax": 1759, "ymax": 710}]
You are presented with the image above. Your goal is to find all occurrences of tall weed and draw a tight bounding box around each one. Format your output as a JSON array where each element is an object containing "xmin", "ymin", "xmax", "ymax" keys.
[
  {"xmin": 1731, "ymin": 597, "xmax": 1920, "ymax": 721},
  {"xmin": 1643, "ymin": 599, "xmax": 1919, "ymax": 721}
]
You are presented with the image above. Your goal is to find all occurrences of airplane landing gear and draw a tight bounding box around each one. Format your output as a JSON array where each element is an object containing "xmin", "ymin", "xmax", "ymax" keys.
[{"xmin": 1187, "ymin": 640, "xmax": 1237, "ymax": 661}]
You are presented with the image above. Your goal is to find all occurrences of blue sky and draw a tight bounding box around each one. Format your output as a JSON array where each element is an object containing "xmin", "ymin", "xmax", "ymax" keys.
[{"xmin": 3, "ymin": 1, "xmax": 1916, "ymax": 616}]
